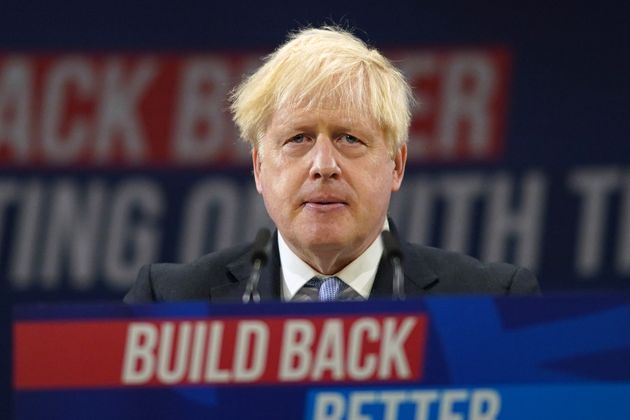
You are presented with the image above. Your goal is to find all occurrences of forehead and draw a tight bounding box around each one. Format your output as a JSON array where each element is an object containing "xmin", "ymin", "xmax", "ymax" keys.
[{"xmin": 268, "ymin": 102, "xmax": 382, "ymax": 134}]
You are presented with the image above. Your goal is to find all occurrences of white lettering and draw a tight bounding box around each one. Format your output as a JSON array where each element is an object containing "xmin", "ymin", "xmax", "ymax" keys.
[
  {"xmin": 233, "ymin": 321, "xmax": 268, "ymax": 381},
  {"xmin": 313, "ymin": 392, "xmax": 345, "ymax": 420},
  {"xmin": 121, "ymin": 323, "xmax": 158, "ymax": 384},
  {"xmin": 41, "ymin": 58, "xmax": 93, "ymax": 163},
  {"xmin": 9, "ymin": 180, "xmax": 43, "ymax": 288},
  {"xmin": 398, "ymin": 176, "xmax": 436, "ymax": 245},
  {"xmin": 103, "ymin": 179, "xmax": 163, "ymax": 289},
  {"xmin": 40, "ymin": 180, "xmax": 106, "ymax": 289},
  {"xmin": 439, "ymin": 54, "xmax": 495, "ymax": 157},
  {"xmin": 381, "ymin": 391, "xmax": 406, "ymax": 420},
  {"xmin": 348, "ymin": 391, "xmax": 376, "ymax": 420},
  {"xmin": 188, "ymin": 321, "xmax": 207, "ymax": 382},
  {"xmin": 204, "ymin": 321, "xmax": 231, "ymax": 382},
  {"xmin": 94, "ymin": 59, "xmax": 155, "ymax": 163},
  {"xmin": 482, "ymin": 172, "xmax": 546, "ymax": 270},
  {"xmin": 172, "ymin": 59, "xmax": 229, "ymax": 163},
  {"xmin": 439, "ymin": 389, "xmax": 469, "ymax": 420},
  {"xmin": 311, "ymin": 319, "xmax": 344, "ymax": 380},
  {"xmin": 156, "ymin": 322, "xmax": 192, "ymax": 384},
  {"xmin": 347, "ymin": 318, "xmax": 379, "ymax": 380},
  {"xmin": 312, "ymin": 389, "xmax": 501, "ymax": 420},
  {"xmin": 568, "ymin": 167, "xmax": 619, "ymax": 276},
  {"xmin": 410, "ymin": 390, "xmax": 439, "ymax": 420},
  {"xmin": 0, "ymin": 58, "xmax": 32, "ymax": 161},
  {"xmin": 178, "ymin": 179, "xmax": 238, "ymax": 262},
  {"xmin": 378, "ymin": 317, "xmax": 416, "ymax": 379},
  {"xmin": 278, "ymin": 320, "xmax": 314, "ymax": 381},
  {"xmin": 470, "ymin": 389, "xmax": 501, "ymax": 420},
  {"xmin": 400, "ymin": 54, "xmax": 438, "ymax": 160},
  {"xmin": 441, "ymin": 174, "xmax": 484, "ymax": 253}
]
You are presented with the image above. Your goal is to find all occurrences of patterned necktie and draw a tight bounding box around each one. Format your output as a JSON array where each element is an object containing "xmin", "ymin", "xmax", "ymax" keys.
[{"xmin": 307, "ymin": 276, "xmax": 347, "ymax": 301}]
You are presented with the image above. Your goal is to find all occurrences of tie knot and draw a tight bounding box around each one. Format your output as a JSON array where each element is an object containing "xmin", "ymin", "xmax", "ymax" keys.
[{"xmin": 307, "ymin": 276, "xmax": 346, "ymax": 302}]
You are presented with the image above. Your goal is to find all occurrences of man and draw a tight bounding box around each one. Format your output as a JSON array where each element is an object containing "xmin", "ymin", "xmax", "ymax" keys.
[{"xmin": 124, "ymin": 26, "xmax": 539, "ymax": 303}]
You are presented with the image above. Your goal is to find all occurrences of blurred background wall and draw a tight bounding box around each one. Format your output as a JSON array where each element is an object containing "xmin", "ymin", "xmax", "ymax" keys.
[{"xmin": 1, "ymin": 1, "xmax": 628, "ymax": 416}]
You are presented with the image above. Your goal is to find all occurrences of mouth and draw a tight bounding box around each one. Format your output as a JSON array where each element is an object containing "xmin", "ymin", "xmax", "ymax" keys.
[{"xmin": 302, "ymin": 198, "xmax": 348, "ymax": 211}]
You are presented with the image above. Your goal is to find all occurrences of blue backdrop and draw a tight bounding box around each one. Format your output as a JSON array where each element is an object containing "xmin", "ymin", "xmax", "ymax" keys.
[{"xmin": 1, "ymin": 1, "xmax": 629, "ymax": 418}]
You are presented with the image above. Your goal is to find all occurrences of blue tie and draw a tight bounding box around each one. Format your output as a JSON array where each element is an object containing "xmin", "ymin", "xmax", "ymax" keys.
[{"xmin": 307, "ymin": 276, "xmax": 347, "ymax": 301}]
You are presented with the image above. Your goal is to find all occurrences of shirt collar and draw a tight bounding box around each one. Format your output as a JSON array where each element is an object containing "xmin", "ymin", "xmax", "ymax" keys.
[{"xmin": 279, "ymin": 220, "xmax": 388, "ymax": 300}]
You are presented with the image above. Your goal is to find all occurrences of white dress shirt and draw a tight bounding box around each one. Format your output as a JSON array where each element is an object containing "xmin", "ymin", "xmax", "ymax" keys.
[{"xmin": 279, "ymin": 221, "xmax": 388, "ymax": 301}]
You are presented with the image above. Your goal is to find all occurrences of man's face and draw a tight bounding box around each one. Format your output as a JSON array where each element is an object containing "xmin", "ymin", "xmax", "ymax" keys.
[{"xmin": 253, "ymin": 105, "xmax": 406, "ymax": 274}]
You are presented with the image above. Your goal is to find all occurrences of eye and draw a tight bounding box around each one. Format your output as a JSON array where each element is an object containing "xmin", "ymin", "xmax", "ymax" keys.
[
  {"xmin": 340, "ymin": 134, "xmax": 360, "ymax": 144},
  {"xmin": 287, "ymin": 134, "xmax": 307, "ymax": 144}
]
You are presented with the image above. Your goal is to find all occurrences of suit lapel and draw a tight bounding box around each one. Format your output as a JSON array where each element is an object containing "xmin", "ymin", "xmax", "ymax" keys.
[
  {"xmin": 369, "ymin": 240, "xmax": 439, "ymax": 298},
  {"xmin": 256, "ymin": 230, "xmax": 282, "ymax": 300},
  {"xmin": 217, "ymin": 230, "xmax": 282, "ymax": 301},
  {"xmin": 370, "ymin": 219, "xmax": 439, "ymax": 299}
]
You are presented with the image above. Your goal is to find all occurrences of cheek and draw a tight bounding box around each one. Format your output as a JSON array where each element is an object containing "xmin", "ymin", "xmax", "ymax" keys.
[
  {"xmin": 260, "ymin": 164, "xmax": 298, "ymax": 201},
  {"xmin": 366, "ymin": 160, "xmax": 396, "ymax": 188}
]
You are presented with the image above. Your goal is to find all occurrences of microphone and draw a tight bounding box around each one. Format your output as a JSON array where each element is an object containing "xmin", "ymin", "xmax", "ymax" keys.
[
  {"xmin": 242, "ymin": 228, "xmax": 271, "ymax": 303},
  {"xmin": 381, "ymin": 230, "xmax": 405, "ymax": 300}
]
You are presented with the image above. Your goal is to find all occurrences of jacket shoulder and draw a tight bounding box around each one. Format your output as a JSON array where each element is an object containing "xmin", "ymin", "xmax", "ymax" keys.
[
  {"xmin": 407, "ymin": 243, "xmax": 540, "ymax": 295},
  {"xmin": 123, "ymin": 244, "xmax": 251, "ymax": 303}
]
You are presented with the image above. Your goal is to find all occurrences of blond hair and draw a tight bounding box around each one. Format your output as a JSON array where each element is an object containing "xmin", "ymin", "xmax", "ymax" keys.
[{"xmin": 229, "ymin": 26, "xmax": 413, "ymax": 156}]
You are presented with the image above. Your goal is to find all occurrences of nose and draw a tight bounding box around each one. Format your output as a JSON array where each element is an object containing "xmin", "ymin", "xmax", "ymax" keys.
[{"xmin": 309, "ymin": 135, "xmax": 341, "ymax": 180}]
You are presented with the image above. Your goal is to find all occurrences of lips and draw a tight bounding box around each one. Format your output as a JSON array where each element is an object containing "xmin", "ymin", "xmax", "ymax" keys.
[{"xmin": 302, "ymin": 196, "xmax": 348, "ymax": 210}]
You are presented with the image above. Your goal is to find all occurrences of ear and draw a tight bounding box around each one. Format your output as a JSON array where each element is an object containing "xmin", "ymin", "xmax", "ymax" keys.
[
  {"xmin": 391, "ymin": 144, "xmax": 407, "ymax": 192},
  {"xmin": 252, "ymin": 147, "xmax": 263, "ymax": 194}
]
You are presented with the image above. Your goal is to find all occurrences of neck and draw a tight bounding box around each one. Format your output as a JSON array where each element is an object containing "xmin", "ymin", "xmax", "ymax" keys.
[
  {"xmin": 284, "ymin": 234, "xmax": 380, "ymax": 276},
  {"xmin": 298, "ymin": 250, "xmax": 356, "ymax": 275}
]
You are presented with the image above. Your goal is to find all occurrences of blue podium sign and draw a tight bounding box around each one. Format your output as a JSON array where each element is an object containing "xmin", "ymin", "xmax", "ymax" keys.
[{"xmin": 13, "ymin": 295, "xmax": 630, "ymax": 419}]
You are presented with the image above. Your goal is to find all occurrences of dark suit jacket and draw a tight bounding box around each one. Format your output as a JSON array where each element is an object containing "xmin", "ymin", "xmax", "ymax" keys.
[{"xmin": 124, "ymin": 228, "xmax": 540, "ymax": 303}]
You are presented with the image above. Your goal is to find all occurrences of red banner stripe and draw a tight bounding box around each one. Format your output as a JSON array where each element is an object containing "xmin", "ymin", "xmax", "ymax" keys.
[{"xmin": 14, "ymin": 314, "xmax": 428, "ymax": 390}]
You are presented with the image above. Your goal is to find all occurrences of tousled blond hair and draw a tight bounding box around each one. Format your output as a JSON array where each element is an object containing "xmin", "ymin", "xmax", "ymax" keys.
[{"xmin": 229, "ymin": 26, "xmax": 413, "ymax": 156}]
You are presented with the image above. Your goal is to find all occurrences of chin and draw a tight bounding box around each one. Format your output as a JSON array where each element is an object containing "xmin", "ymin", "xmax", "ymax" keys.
[{"xmin": 298, "ymin": 224, "xmax": 352, "ymax": 249}]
